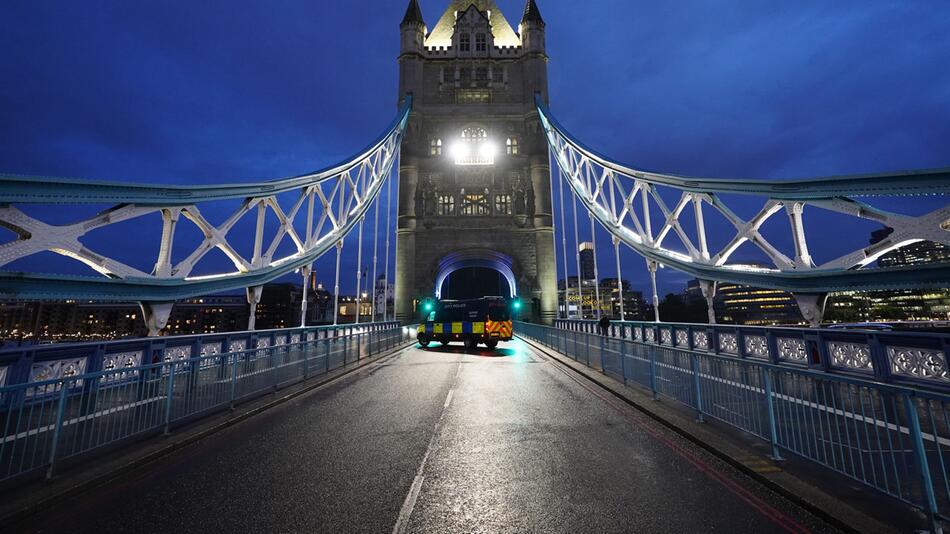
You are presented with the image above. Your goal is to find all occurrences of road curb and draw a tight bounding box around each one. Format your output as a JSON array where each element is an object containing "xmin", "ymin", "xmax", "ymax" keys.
[
  {"xmin": 518, "ymin": 335, "xmax": 902, "ymax": 534},
  {"xmin": 0, "ymin": 341, "xmax": 417, "ymax": 529}
]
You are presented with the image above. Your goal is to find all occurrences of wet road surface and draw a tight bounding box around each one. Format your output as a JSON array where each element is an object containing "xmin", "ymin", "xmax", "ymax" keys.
[{"xmin": 16, "ymin": 339, "xmax": 835, "ymax": 533}]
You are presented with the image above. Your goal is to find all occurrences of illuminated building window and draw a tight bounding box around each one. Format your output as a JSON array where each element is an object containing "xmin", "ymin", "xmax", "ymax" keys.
[
  {"xmin": 430, "ymin": 138, "xmax": 442, "ymax": 156},
  {"xmin": 438, "ymin": 195, "xmax": 455, "ymax": 215},
  {"xmin": 475, "ymin": 33, "xmax": 487, "ymax": 52},
  {"xmin": 460, "ymin": 190, "xmax": 491, "ymax": 215},
  {"xmin": 456, "ymin": 90, "xmax": 491, "ymax": 104},
  {"xmin": 450, "ymin": 126, "xmax": 495, "ymax": 165},
  {"xmin": 460, "ymin": 33, "xmax": 471, "ymax": 52},
  {"xmin": 506, "ymin": 137, "xmax": 519, "ymax": 155},
  {"xmin": 495, "ymin": 194, "xmax": 511, "ymax": 215}
]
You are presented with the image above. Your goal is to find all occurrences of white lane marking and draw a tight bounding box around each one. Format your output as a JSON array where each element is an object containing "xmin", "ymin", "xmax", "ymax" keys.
[
  {"xmin": 392, "ymin": 360, "xmax": 461, "ymax": 534},
  {"xmin": 394, "ymin": 470, "xmax": 427, "ymax": 534}
]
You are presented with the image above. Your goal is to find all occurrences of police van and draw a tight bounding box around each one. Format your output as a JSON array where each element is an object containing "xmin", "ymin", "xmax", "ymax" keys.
[{"xmin": 417, "ymin": 297, "xmax": 514, "ymax": 351}]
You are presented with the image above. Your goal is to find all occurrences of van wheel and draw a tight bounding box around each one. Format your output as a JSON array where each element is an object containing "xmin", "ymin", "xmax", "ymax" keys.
[
  {"xmin": 485, "ymin": 341, "xmax": 498, "ymax": 351},
  {"xmin": 464, "ymin": 338, "xmax": 478, "ymax": 351},
  {"xmin": 418, "ymin": 334, "xmax": 430, "ymax": 348}
]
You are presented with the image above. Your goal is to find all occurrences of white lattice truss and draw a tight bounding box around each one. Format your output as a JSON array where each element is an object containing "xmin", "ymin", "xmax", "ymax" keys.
[
  {"xmin": 0, "ymin": 102, "xmax": 409, "ymax": 303},
  {"xmin": 539, "ymin": 101, "xmax": 950, "ymax": 294}
]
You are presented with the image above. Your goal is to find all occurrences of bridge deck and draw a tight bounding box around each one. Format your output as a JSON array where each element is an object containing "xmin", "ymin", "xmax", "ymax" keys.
[{"xmin": 15, "ymin": 340, "xmax": 834, "ymax": 533}]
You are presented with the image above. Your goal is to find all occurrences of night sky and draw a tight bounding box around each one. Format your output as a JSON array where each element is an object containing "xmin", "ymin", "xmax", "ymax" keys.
[{"xmin": 1, "ymin": 1, "xmax": 948, "ymax": 298}]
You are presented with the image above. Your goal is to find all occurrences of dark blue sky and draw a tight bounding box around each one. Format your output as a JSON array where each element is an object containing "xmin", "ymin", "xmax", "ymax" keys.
[{"xmin": 1, "ymin": 1, "xmax": 949, "ymax": 297}]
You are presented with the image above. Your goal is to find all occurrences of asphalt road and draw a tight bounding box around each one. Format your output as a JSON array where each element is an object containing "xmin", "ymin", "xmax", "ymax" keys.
[{"xmin": 15, "ymin": 339, "xmax": 836, "ymax": 533}]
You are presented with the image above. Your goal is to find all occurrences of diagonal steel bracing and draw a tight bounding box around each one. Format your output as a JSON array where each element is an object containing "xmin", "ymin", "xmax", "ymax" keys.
[
  {"xmin": 538, "ymin": 95, "xmax": 950, "ymax": 296},
  {"xmin": 0, "ymin": 98, "xmax": 411, "ymax": 304}
]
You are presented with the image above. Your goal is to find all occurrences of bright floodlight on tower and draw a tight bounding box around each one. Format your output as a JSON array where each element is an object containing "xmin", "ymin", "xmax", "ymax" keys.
[
  {"xmin": 454, "ymin": 126, "xmax": 494, "ymax": 165},
  {"xmin": 449, "ymin": 141, "xmax": 468, "ymax": 161},
  {"xmin": 478, "ymin": 141, "xmax": 496, "ymax": 160}
]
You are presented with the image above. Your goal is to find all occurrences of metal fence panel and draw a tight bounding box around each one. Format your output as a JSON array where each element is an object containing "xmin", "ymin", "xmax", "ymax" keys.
[
  {"xmin": 0, "ymin": 322, "xmax": 412, "ymax": 486},
  {"xmin": 517, "ymin": 321, "xmax": 950, "ymax": 526}
]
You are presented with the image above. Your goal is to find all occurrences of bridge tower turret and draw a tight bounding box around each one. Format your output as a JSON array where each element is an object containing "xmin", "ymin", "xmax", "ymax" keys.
[
  {"xmin": 520, "ymin": 0, "xmax": 548, "ymax": 103},
  {"xmin": 399, "ymin": 0, "xmax": 426, "ymax": 100}
]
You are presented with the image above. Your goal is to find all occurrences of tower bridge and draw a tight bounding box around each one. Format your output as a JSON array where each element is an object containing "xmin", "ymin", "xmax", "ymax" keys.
[
  {"xmin": 1, "ymin": 1, "xmax": 949, "ymax": 532},
  {"xmin": 395, "ymin": 0, "xmax": 556, "ymax": 324},
  {"xmin": 0, "ymin": 1, "xmax": 946, "ymax": 329}
]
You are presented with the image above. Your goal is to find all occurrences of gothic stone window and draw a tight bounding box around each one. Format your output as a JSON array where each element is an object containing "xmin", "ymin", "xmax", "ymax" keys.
[
  {"xmin": 495, "ymin": 194, "xmax": 512, "ymax": 215},
  {"xmin": 453, "ymin": 126, "xmax": 495, "ymax": 165},
  {"xmin": 460, "ymin": 189, "xmax": 491, "ymax": 216},
  {"xmin": 460, "ymin": 33, "xmax": 471, "ymax": 52},
  {"xmin": 475, "ymin": 33, "xmax": 487, "ymax": 52},
  {"xmin": 506, "ymin": 137, "xmax": 519, "ymax": 155},
  {"xmin": 430, "ymin": 138, "xmax": 442, "ymax": 156},
  {"xmin": 475, "ymin": 68, "xmax": 488, "ymax": 82},
  {"xmin": 438, "ymin": 194, "xmax": 455, "ymax": 215}
]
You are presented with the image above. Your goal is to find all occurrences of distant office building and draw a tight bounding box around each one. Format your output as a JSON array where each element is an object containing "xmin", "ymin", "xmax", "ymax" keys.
[
  {"xmin": 0, "ymin": 297, "xmax": 252, "ymax": 341},
  {"xmin": 600, "ymin": 278, "xmax": 647, "ymax": 320},
  {"xmin": 74, "ymin": 302, "xmax": 146, "ymax": 339},
  {"xmin": 374, "ymin": 276, "xmax": 395, "ymax": 321},
  {"xmin": 166, "ymin": 296, "xmax": 248, "ymax": 336},
  {"xmin": 0, "ymin": 300, "xmax": 147, "ymax": 341},
  {"xmin": 252, "ymin": 284, "xmax": 303, "ymax": 330},
  {"xmin": 336, "ymin": 296, "xmax": 357, "ymax": 322},
  {"xmin": 335, "ymin": 294, "xmax": 373, "ymax": 323},
  {"xmin": 713, "ymin": 282, "xmax": 803, "ymax": 326},
  {"xmin": 872, "ymin": 227, "xmax": 950, "ymax": 267},
  {"xmin": 679, "ymin": 278, "xmax": 803, "ymax": 326},
  {"xmin": 578, "ymin": 242, "xmax": 596, "ymax": 281},
  {"xmin": 558, "ymin": 276, "xmax": 646, "ymax": 320},
  {"xmin": 827, "ymin": 290, "xmax": 950, "ymax": 322},
  {"xmin": 559, "ymin": 276, "xmax": 593, "ymax": 318},
  {"xmin": 309, "ymin": 274, "xmax": 389, "ymax": 324},
  {"xmin": 306, "ymin": 281, "xmax": 336, "ymax": 325},
  {"xmin": 824, "ymin": 228, "xmax": 950, "ymax": 322},
  {"xmin": 0, "ymin": 301, "xmax": 74, "ymax": 341},
  {"xmin": 0, "ymin": 281, "xmax": 344, "ymax": 343}
]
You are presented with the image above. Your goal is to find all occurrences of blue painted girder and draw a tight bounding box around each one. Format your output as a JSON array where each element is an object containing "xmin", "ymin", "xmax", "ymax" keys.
[
  {"xmin": 537, "ymin": 95, "xmax": 950, "ymax": 293},
  {"xmin": 0, "ymin": 98, "xmax": 412, "ymax": 302}
]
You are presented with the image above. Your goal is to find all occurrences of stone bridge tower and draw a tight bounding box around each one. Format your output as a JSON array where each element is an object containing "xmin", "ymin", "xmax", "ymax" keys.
[{"xmin": 395, "ymin": 0, "xmax": 556, "ymax": 323}]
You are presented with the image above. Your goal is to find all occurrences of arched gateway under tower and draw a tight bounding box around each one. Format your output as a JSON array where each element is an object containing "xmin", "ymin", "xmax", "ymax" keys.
[
  {"xmin": 434, "ymin": 249, "xmax": 518, "ymax": 299},
  {"xmin": 395, "ymin": 0, "xmax": 557, "ymax": 323}
]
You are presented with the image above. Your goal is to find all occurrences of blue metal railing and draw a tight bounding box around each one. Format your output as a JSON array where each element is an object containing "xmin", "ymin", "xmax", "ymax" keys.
[
  {"xmin": 0, "ymin": 322, "xmax": 414, "ymax": 486},
  {"xmin": 555, "ymin": 319, "xmax": 950, "ymax": 392},
  {"xmin": 518, "ymin": 321, "xmax": 950, "ymax": 530}
]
